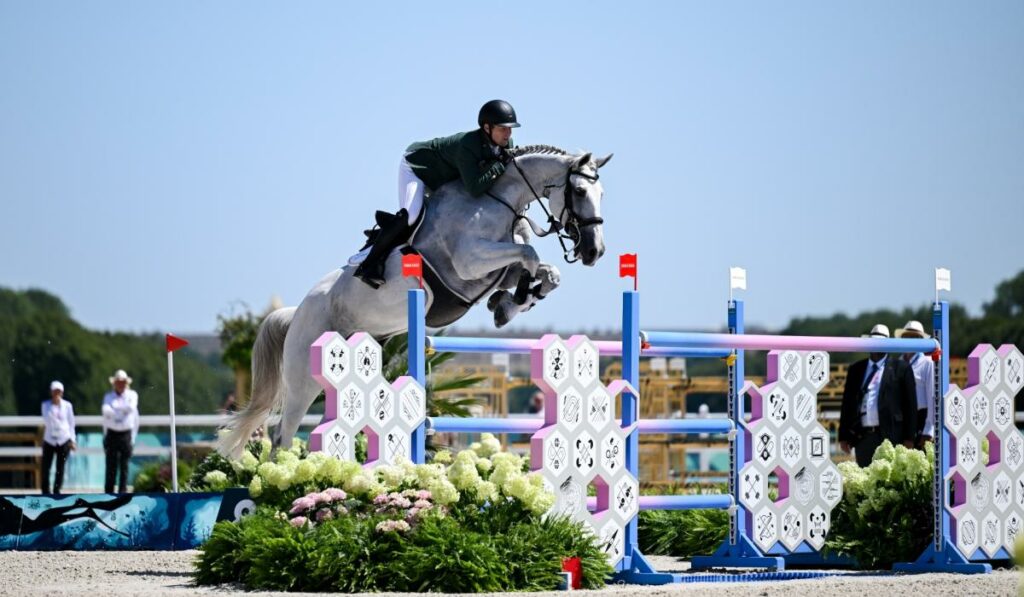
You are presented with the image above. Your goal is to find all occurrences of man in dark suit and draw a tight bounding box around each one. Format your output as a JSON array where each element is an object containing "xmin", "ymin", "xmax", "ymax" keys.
[{"xmin": 839, "ymin": 324, "xmax": 919, "ymax": 467}]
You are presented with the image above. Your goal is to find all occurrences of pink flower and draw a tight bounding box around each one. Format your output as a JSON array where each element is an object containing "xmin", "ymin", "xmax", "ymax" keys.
[
  {"xmin": 289, "ymin": 516, "xmax": 308, "ymax": 528},
  {"xmin": 373, "ymin": 494, "xmax": 389, "ymax": 506},
  {"xmin": 324, "ymin": 488, "xmax": 347, "ymax": 501},
  {"xmin": 413, "ymin": 499, "xmax": 432, "ymax": 510},
  {"xmin": 289, "ymin": 496, "xmax": 316, "ymax": 515},
  {"xmin": 416, "ymin": 490, "xmax": 432, "ymax": 501},
  {"xmin": 407, "ymin": 507, "xmax": 420, "ymax": 519},
  {"xmin": 310, "ymin": 491, "xmax": 333, "ymax": 505},
  {"xmin": 391, "ymin": 497, "xmax": 412, "ymax": 509},
  {"xmin": 315, "ymin": 508, "xmax": 334, "ymax": 522}
]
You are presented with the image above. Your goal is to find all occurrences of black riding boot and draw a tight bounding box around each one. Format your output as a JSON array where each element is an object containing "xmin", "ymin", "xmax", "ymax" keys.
[{"xmin": 354, "ymin": 209, "xmax": 411, "ymax": 288}]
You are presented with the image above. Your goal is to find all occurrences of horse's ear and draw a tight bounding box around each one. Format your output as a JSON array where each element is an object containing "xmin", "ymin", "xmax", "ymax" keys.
[
  {"xmin": 595, "ymin": 153, "xmax": 613, "ymax": 168},
  {"xmin": 575, "ymin": 152, "xmax": 593, "ymax": 167}
]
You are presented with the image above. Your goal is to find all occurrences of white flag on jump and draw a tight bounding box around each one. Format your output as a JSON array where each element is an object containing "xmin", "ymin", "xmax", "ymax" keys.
[
  {"xmin": 935, "ymin": 268, "xmax": 952, "ymax": 292},
  {"xmin": 730, "ymin": 267, "xmax": 747, "ymax": 290}
]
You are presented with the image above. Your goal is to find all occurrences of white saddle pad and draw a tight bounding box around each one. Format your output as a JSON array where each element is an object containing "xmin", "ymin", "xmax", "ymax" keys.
[{"xmin": 346, "ymin": 247, "xmax": 370, "ymax": 266}]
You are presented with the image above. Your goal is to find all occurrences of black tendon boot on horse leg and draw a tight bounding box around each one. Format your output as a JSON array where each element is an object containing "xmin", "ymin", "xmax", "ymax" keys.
[{"xmin": 354, "ymin": 209, "xmax": 412, "ymax": 288}]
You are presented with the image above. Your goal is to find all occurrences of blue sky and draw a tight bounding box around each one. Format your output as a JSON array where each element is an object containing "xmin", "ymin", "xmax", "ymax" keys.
[{"xmin": 1, "ymin": 2, "xmax": 1022, "ymax": 336}]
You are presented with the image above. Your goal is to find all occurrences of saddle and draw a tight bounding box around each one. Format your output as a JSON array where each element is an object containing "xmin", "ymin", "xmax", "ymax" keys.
[
  {"xmin": 357, "ymin": 207, "xmax": 538, "ymax": 328},
  {"xmin": 352, "ymin": 208, "xmax": 481, "ymax": 327}
]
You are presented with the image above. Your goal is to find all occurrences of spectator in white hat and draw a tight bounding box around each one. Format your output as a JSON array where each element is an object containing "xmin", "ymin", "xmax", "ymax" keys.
[
  {"xmin": 897, "ymin": 320, "xmax": 936, "ymax": 448},
  {"xmin": 101, "ymin": 369, "xmax": 139, "ymax": 493},
  {"xmin": 838, "ymin": 324, "xmax": 918, "ymax": 466},
  {"xmin": 41, "ymin": 381, "xmax": 76, "ymax": 494}
]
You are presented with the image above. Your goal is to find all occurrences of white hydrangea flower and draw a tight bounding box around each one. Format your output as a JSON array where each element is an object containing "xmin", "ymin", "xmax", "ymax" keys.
[
  {"xmin": 203, "ymin": 470, "xmax": 230, "ymax": 491},
  {"xmin": 248, "ymin": 475, "xmax": 263, "ymax": 497},
  {"xmin": 292, "ymin": 460, "xmax": 316, "ymax": 484},
  {"xmin": 475, "ymin": 433, "xmax": 502, "ymax": 459},
  {"xmin": 375, "ymin": 465, "xmax": 405, "ymax": 489}
]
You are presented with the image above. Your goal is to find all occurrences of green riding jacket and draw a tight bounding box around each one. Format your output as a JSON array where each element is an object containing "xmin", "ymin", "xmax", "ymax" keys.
[{"xmin": 405, "ymin": 129, "xmax": 515, "ymax": 197}]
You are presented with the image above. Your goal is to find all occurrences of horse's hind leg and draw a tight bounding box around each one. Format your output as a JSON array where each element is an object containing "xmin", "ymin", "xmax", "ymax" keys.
[
  {"xmin": 272, "ymin": 302, "xmax": 330, "ymax": 450},
  {"xmin": 274, "ymin": 351, "xmax": 322, "ymax": 450}
]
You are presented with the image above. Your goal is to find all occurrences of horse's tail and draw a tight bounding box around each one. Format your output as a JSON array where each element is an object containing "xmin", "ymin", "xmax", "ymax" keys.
[{"xmin": 216, "ymin": 306, "xmax": 296, "ymax": 460}]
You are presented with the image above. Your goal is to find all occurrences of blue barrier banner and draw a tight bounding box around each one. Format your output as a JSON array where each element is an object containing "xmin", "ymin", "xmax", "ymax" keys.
[{"xmin": 0, "ymin": 490, "xmax": 251, "ymax": 550}]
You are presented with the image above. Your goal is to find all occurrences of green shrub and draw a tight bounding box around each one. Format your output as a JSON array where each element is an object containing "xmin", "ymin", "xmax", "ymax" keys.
[
  {"xmin": 826, "ymin": 440, "xmax": 934, "ymax": 568},
  {"xmin": 192, "ymin": 520, "xmax": 245, "ymax": 585},
  {"xmin": 196, "ymin": 506, "xmax": 611, "ymax": 592},
  {"xmin": 400, "ymin": 515, "xmax": 507, "ymax": 592},
  {"xmin": 638, "ymin": 508, "xmax": 728, "ymax": 558},
  {"xmin": 194, "ymin": 435, "xmax": 613, "ymax": 592}
]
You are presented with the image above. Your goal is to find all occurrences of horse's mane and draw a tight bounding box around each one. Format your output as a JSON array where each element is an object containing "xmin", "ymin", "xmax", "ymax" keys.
[{"xmin": 509, "ymin": 144, "xmax": 572, "ymax": 158}]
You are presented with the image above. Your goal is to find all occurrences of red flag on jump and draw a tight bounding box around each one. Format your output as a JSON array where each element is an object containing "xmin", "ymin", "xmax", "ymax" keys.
[
  {"xmin": 402, "ymin": 253, "xmax": 423, "ymax": 288},
  {"xmin": 619, "ymin": 253, "xmax": 637, "ymax": 278},
  {"xmin": 166, "ymin": 333, "xmax": 189, "ymax": 353},
  {"xmin": 619, "ymin": 253, "xmax": 638, "ymax": 290},
  {"xmin": 402, "ymin": 254, "xmax": 422, "ymax": 278}
]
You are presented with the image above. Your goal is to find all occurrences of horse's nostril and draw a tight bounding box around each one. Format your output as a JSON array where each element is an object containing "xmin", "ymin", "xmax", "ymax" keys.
[{"xmin": 585, "ymin": 248, "xmax": 598, "ymax": 262}]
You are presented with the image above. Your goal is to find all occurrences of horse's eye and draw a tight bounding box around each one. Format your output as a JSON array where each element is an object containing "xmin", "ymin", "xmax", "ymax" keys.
[{"xmin": 574, "ymin": 186, "xmax": 586, "ymax": 196}]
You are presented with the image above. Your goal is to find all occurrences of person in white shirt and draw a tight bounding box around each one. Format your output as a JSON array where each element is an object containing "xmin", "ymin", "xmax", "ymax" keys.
[
  {"xmin": 101, "ymin": 369, "xmax": 139, "ymax": 493},
  {"xmin": 896, "ymin": 320, "xmax": 936, "ymax": 448},
  {"xmin": 41, "ymin": 381, "xmax": 76, "ymax": 494}
]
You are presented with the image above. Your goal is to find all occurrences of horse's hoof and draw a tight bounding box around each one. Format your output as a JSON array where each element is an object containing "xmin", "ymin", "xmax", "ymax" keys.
[
  {"xmin": 494, "ymin": 306, "xmax": 512, "ymax": 328},
  {"xmin": 486, "ymin": 291, "xmax": 505, "ymax": 312}
]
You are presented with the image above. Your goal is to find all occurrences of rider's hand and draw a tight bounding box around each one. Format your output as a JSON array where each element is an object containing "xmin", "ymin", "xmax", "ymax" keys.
[{"xmin": 499, "ymin": 147, "xmax": 513, "ymax": 165}]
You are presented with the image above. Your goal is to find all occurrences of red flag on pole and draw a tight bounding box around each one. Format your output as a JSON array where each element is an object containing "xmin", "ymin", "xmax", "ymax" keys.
[
  {"xmin": 619, "ymin": 253, "xmax": 638, "ymax": 291},
  {"xmin": 402, "ymin": 253, "xmax": 423, "ymax": 289},
  {"xmin": 165, "ymin": 333, "xmax": 188, "ymax": 491},
  {"xmin": 166, "ymin": 333, "xmax": 189, "ymax": 353}
]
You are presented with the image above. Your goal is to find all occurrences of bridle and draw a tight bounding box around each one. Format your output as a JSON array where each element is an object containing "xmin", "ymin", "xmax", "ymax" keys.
[{"xmin": 486, "ymin": 157, "xmax": 604, "ymax": 264}]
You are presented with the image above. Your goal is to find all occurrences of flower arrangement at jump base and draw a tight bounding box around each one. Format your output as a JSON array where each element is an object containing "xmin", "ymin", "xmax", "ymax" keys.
[
  {"xmin": 826, "ymin": 440, "xmax": 935, "ymax": 568},
  {"xmin": 193, "ymin": 434, "xmax": 613, "ymax": 592}
]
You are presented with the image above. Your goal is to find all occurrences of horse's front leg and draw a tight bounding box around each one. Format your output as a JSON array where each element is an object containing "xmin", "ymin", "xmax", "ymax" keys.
[
  {"xmin": 488, "ymin": 263, "xmax": 561, "ymax": 327},
  {"xmin": 451, "ymin": 239, "xmax": 541, "ymax": 281},
  {"xmin": 485, "ymin": 219, "xmax": 534, "ymax": 318}
]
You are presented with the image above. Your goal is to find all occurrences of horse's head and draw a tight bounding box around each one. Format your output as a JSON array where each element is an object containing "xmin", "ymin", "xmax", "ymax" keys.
[{"xmin": 549, "ymin": 152, "xmax": 612, "ymax": 266}]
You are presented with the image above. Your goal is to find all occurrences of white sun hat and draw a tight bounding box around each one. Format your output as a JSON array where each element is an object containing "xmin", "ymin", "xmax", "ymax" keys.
[
  {"xmin": 109, "ymin": 369, "xmax": 133, "ymax": 385},
  {"xmin": 896, "ymin": 320, "xmax": 928, "ymax": 338},
  {"xmin": 861, "ymin": 324, "xmax": 891, "ymax": 339}
]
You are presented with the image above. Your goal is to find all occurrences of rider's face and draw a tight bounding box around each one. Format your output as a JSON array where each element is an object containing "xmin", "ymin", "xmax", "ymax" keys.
[{"xmin": 485, "ymin": 125, "xmax": 512, "ymax": 147}]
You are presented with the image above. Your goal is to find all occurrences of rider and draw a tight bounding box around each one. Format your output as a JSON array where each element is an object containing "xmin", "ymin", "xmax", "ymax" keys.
[{"xmin": 353, "ymin": 99, "xmax": 520, "ymax": 288}]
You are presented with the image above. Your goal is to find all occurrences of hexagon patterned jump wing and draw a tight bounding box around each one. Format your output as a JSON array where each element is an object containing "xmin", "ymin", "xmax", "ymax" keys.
[
  {"xmin": 944, "ymin": 344, "xmax": 1024, "ymax": 559},
  {"xmin": 529, "ymin": 334, "xmax": 639, "ymax": 569},
  {"xmin": 740, "ymin": 350, "xmax": 841, "ymax": 553},
  {"xmin": 308, "ymin": 332, "xmax": 425, "ymax": 468}
]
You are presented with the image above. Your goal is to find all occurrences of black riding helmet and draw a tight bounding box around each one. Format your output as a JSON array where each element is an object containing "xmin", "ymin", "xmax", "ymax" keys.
[{"xmin": 478, "ymin": 99, "xmax": 521, "ymax": 128}]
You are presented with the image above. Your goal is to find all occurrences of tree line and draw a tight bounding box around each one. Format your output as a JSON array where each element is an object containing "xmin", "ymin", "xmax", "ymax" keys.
[{"xmin": 0, "ymin": 288, "xmax": 232, "ymax": 416}]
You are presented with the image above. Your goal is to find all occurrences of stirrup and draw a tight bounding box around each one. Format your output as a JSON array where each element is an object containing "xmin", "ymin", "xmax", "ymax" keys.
[
  {"xmin": 354, "ymin": 273, "xmax": 383, "ymax": 289},
  {"xmin": 353, "ymin": 266, "xmax": 384, "ymax": 289}
]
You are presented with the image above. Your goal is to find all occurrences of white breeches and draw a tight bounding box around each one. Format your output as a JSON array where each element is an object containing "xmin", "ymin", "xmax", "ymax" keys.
[{"xmin": 399, "ymin": 157, "xmax": 426, "ymax": 225}]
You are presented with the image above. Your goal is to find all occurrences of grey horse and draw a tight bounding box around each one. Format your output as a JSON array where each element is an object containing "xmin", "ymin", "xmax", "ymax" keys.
[{"xmin": 218, "ymin": 146, "xmax": 612, "ymax": 458}]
